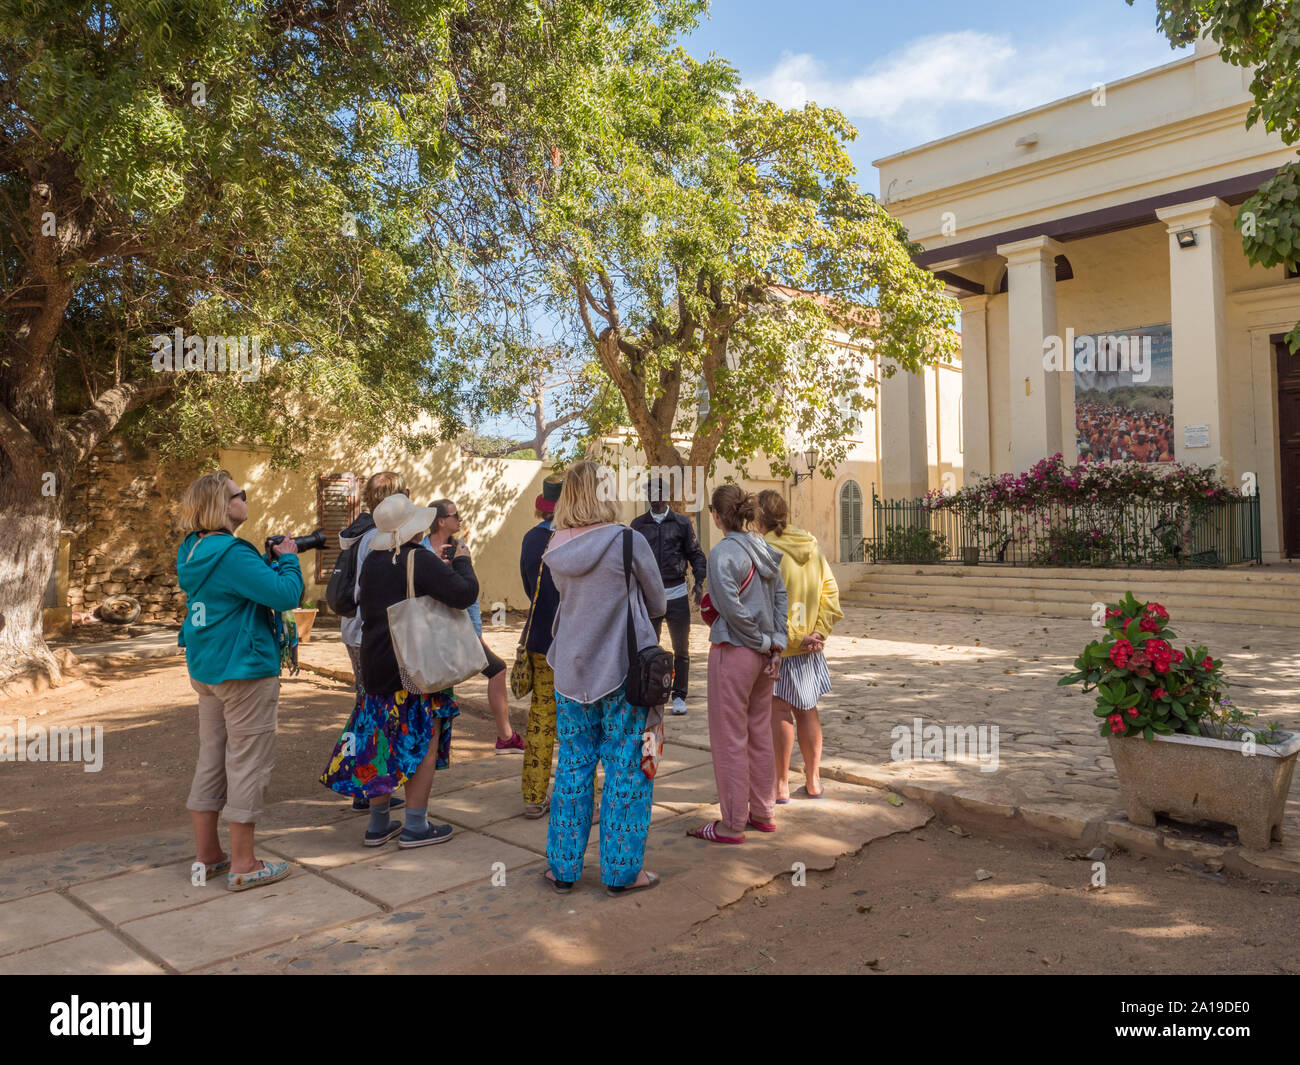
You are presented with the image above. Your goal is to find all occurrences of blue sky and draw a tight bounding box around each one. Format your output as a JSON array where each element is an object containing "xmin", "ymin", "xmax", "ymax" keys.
[
  {"xmin": 480, "ymin": 0, "xmax": 1191, "ymax": 442},
  {"xmin": 689, "ymin": 0, "xmax": 1191, "ymax": 195}
]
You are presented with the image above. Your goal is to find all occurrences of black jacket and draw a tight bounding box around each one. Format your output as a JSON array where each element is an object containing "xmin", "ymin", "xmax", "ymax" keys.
[
  {"xmin": 359, "ymin": 542, "xmax": 479, "ymax": 694},
  {"xmin": 630, "ymin": 508, "xmax": 708, "ymax": 591},
  {"xmin": 519, "ymin": 521, "xmax": 559, "ymax": 655}
]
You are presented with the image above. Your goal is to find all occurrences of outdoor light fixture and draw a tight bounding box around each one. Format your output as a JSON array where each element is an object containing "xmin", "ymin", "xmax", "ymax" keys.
[
  {"xmin": 792, "ymin": 448, "xmax": 819, "ymax": 486},
  {"xmin": 1176, "ymin": 229, "xmax": 1198, "ymax": 249}
]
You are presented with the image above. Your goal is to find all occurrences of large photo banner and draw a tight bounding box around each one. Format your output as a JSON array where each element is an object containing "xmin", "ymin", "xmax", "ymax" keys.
[{"xmin": 1073, "ymin": 323, "xmax": 1174, "ymax": 464}]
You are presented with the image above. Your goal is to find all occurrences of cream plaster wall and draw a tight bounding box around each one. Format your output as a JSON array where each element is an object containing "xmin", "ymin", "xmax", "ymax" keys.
[{"xmin": 221, "ymin": 440, "xmax": 547, "ymax": 612}]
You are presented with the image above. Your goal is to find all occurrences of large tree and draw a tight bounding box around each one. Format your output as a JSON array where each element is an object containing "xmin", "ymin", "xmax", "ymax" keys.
[
  {"xmin": 0, "ymin": 0, "xmax": 701, "ymax": 686},
  {"xmin": 1132, "ymin": 0, "xmax": 1300, "ymax": 350},
  {"xmin": 529, "ymin": 51, "xmax": 958, "ymax": 484}
]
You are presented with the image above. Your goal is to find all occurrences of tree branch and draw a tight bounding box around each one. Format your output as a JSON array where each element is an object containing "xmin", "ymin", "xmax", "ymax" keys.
[{"xmin": 58, "ymin": 377, "xmax": 173, "ymax": 469}]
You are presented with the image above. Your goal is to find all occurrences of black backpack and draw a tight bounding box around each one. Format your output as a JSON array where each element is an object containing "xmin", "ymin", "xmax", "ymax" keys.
[
  {"xmin": 326, "ymin": 516, "xmax": 374, "ymax": 617},
  {"xmin": 622, "ymin": 529, "xmax": 674, "ymax": 707}
]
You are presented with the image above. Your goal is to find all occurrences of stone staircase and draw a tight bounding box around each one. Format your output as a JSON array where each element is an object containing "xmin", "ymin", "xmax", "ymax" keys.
[{"xmin": 842, "ymin": 564, "xmax": 1300, "ymax": 628}]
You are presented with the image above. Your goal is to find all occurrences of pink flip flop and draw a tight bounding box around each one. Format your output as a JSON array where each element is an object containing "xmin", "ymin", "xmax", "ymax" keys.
[
  {"xmin": 687, "ymin": 820, "xmax": 745, "ymax": 844},
  {"xmin": 746, "ymin": 818, "xmax": 777, "ymax": 833}
]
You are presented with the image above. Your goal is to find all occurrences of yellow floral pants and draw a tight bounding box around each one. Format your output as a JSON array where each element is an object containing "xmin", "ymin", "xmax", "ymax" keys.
[{"xmin": 521, "ymin": 653, "xmax": 557, "ymax": 805}]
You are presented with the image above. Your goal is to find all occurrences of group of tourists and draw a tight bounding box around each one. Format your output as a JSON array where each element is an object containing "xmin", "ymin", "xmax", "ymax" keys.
[{"xmin": 173, "ymin": 460, "xmax": 842, "ymax": 895}]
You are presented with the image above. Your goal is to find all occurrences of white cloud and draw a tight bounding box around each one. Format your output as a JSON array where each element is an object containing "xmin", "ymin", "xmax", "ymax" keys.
[{"xmin": 748, "ymin": 29, "xmax": 1188, "ymax": 142}]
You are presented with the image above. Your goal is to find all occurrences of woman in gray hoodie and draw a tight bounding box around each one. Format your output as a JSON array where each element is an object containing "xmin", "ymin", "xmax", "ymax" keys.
[
  {"xmin": 542, "ymin": 460, "xmax": 668, "ymax": 896},
  {"xmin": 689, "ymin": 484, "xmax": 787, "ymax": 844}
]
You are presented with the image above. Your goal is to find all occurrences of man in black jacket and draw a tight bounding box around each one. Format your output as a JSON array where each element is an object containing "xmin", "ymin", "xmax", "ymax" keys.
[{"xmin": 630, "ymin": 477, "xmax": 708, "ymax": 715}]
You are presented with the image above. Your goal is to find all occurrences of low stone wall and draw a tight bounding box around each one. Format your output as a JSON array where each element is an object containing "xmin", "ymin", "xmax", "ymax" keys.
[{"xmin": 64, "ymin": 437, "xmax": 201, "ymax": 624}]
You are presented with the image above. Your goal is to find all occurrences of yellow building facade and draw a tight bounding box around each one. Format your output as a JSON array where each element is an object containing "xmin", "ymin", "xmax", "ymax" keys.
[{"xmin": 875, "ymin": 36, "xmax": 1300, "ymax": 561}]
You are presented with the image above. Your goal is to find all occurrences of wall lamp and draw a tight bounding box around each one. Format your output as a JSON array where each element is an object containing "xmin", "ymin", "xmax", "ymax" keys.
[
  {"xmin": 792, "ymin": 448, "xmax": 819, "ymax": 486},
  {"xmin": 1176, "ymin": 229, "xmax": 1198, "ymax": 249}
]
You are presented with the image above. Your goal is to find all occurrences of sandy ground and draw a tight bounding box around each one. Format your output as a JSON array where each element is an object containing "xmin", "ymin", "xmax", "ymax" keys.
[
  {"xmin": 620, "ymin": 826, "xmax": 1300, "ymax": 975},
  {"xmin": 0, "ymin": 657, "xmax": 510, "ymax": 861}
]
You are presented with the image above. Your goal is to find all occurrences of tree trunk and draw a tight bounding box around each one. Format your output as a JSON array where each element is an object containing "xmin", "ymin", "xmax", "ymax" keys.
[{"xmin": 0, "ymin": 484, "xmax": 72, "ymax": 692}]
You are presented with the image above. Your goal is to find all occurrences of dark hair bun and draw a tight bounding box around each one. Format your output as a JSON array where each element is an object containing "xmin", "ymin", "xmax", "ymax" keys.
[{"xmin": 711, "ymin": 484, "xmax": 757, "ymax": 531}]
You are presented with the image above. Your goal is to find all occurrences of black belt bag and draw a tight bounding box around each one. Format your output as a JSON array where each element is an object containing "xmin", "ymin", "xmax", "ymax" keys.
[{"xmin": 622, "ymin": 529, "xmax": 674, "ymax": 708}]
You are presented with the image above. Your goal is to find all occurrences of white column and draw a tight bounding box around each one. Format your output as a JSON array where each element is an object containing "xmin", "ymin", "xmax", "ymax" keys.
[
  {"xmin": 997, "ymin": 236, "xmax": 1063, "ymax": 472},
  {"xmin": 1154, "ymin": 198, "xmax": 1234, "ymax": 474},
  {"xmin": 959, "ymin": 294, "xmax": 991, "ymax": 480},
  {"xmin": 879, "ymin": 360, "xmax": 929, "ymax": 498}
]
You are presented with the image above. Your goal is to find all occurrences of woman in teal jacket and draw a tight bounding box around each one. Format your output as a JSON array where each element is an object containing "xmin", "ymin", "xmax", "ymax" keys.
[{"xmin": 176, "ymin": 470, "xmax": 303, "ymax": 892}]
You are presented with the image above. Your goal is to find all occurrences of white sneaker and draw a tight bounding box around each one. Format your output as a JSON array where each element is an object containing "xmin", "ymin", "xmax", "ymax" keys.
[{"xmin": 671, "ymin": 696, "xmax": 688, "ymax": 716}]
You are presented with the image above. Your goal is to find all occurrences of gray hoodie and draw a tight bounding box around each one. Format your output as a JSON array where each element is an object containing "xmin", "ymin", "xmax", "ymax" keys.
[
  {"xmin": 544, "ymin": 524, "xmax": 668, "ymax": 704},
  {"xmin": 707, "ymin": 531, "xmax": 788, "ymax": 654}
]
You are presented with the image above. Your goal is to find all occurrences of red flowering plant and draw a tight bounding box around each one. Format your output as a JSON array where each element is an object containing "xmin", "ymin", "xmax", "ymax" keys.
[{"xmin": 1059, "ymin": 592, "xmax": 1226, "ymax": 740}]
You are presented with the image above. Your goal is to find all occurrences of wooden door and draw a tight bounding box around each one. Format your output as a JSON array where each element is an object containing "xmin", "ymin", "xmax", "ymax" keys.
[{"xmin": 1278, "ymin": 341, "xmax": 1300, "ymax": 558}]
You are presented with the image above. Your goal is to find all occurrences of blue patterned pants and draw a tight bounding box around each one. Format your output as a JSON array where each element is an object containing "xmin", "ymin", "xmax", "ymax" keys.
[{"xmin": 546, "ymin": 685, "xmax": 653, "ymax": 887}]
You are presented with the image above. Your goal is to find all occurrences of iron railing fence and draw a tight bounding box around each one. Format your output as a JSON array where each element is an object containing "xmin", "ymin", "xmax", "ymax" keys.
[{"xmin": 865, "ymin": 491, "xmax": 1262, "ymax": 568}]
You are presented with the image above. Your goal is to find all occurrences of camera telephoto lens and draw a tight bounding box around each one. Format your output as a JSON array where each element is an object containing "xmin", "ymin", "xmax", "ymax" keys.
[{"xmin": 295, "ymin": 529, "xmax": 327, "ymax": 552}]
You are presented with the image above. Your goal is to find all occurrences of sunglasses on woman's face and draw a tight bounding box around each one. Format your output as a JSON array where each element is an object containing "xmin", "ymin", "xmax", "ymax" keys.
[{"xmin": 229, "ymin": 490, "xmax": 247, "ymax": 502}]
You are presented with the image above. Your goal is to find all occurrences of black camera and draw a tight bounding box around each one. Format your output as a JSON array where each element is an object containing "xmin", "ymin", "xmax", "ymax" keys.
[{"xmin": 265, "ymin": 529, "xmax": 327, "ymax": 555}]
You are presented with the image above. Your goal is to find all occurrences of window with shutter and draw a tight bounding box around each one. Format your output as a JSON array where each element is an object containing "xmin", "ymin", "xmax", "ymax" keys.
[
  {"xmin": 839, "ymin": 480, "xmax": 863, "ymax": 561},
  {"xmin": 316, "ymin": 474, "xmax": 360, "ymax": 584}
]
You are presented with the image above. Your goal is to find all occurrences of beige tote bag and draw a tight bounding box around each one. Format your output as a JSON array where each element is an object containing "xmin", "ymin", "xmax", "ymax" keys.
[{"xmin": 387, "ymin": 550, "xmax": 487, "ymax": 694}]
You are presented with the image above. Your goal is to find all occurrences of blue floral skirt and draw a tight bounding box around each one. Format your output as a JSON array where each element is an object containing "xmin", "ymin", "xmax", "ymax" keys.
[{"xmin": 320, "ymin": 688, "xmax": 459, "ymax": 799}]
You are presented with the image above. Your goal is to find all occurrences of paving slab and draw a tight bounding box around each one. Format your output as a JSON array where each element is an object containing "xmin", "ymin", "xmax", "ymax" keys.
[
  {"xmin": 0, "ymin": 891, "xmax": 101, "ymax": 956},
  {"xmin": 480, "ymin": 802, "xmax": 680, "ymax": 857},
  {"xmin": 262, "ymin": 818, "xmax": 403, "ymax": 870},
  {"xmin": 645, "ymin": 762, "xmax": 729, "ymax": 812},
  {"xmin": 0, "ymin": 929, "xmax": 164, "ymax": 975},
  {"xmin": 118, "ymin": 863, "xmax": 380, "ymax": 972},
  {"xmin": 68, "ymin": 859, "xmax": 239, "ymax": 925},
  {"xmin": 0, "ymin": 831, "xmax": 193, "ymax": 902},
  {"xmin": 324, "ymin": 830, "xmax": 544, "ymax": 909}
]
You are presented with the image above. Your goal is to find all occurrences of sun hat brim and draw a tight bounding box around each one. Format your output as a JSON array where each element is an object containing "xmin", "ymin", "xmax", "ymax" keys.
[{"xmin": 370, "ymin": 505, "xmax": 437, "ymax": 551}]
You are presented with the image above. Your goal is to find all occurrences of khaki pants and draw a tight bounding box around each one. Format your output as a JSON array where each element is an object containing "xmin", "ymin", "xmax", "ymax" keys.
[{"xmin": 187, "ymin": 676, "xmax": 280, "ymax": 823}]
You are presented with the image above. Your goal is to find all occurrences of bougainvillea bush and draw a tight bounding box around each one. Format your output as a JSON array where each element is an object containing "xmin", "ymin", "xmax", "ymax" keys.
[
  {"xmin": 1059, "ymin": 592, "xmax": 1226, "ymax": 740},
  {"xmin": 923, "ymin": 453, "xmax": 1242, "ymax": 511}
]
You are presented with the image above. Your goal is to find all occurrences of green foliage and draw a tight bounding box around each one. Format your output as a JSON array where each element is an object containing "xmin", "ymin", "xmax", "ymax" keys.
[
  {"xmin": 528, "ymin": 50, "xmax": 958, "ymax": 475},
  {"xmin": 1058, "ymin": 591, "xmax": 1230, "ymax": 740},
  {"xmin": 0, "ymin": 0, "xmax": 705, "ymax": 468},
  {"xmin": 1132, "ymin": 0, "xmax": 1300, "ymax": 351},
  {"xmin": 867, "ymin": 524, "xmax": 948, "ymax": 564}
]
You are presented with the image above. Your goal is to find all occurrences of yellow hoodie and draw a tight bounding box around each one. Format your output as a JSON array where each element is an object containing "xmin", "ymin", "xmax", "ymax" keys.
[{"xmin": 763, "ymin": 525, "xmax": 843, "ymax": 657}]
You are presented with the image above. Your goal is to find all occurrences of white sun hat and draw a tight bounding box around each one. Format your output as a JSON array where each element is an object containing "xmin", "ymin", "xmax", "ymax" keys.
[{"xmin": 370, "ymin": 493, "xmax": 436, "ymax": 552}]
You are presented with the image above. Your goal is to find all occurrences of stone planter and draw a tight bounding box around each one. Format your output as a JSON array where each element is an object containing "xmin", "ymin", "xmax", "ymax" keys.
[
  {"xmin": 293, "ymin": 608, "xmax": 318, "ymax": 644},
  {"xmin": 1108, "ymin": 729, "xmax": 1300, "ymax": 850}
]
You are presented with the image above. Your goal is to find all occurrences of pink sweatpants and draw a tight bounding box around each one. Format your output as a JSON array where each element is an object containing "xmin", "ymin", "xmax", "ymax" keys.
[{"xmin": 706, "ymin": 642, "xmax": 776, "ymax": 834}]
